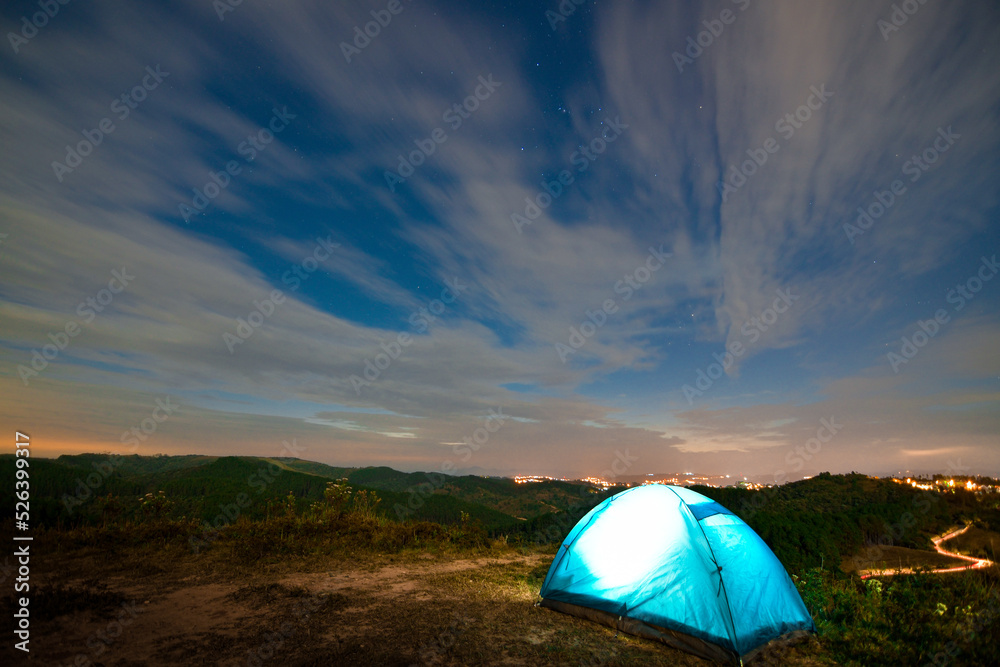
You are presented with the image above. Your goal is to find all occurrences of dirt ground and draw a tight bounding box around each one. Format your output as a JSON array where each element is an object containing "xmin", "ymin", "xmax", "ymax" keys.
[{"xmin": 2, "ymin": 542, "xmax": 832, "ymax": 666}]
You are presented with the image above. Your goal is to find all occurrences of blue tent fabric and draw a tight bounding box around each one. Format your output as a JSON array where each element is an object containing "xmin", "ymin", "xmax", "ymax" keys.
[{"xmin": 539, "ymin": 484, "xmax": 815, "ymax": 664}]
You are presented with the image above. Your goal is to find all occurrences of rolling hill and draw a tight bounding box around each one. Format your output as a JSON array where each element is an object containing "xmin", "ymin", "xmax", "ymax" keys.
[{"xmin": 0, "ymin": 454, "xmax": 609, "ymax": 534}]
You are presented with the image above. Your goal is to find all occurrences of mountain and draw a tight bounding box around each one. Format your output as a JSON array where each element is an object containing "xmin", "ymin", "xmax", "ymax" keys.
[
  {"xmin": 0, "ymin": 454, "xmax": 606, "ymax": 533},
  {"xmin": 7, "ymin": 455, "xmax": 994, "ymax": 570}
]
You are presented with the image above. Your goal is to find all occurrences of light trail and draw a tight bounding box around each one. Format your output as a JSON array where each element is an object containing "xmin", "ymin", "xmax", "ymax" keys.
[{"xmin": 859, "ymin": 524, "xmax": 995, "ymax": 579}]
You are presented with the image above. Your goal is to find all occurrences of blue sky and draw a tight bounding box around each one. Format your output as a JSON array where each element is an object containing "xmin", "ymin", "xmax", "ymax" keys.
[{"xmin": 1, "ymin": 0, "xmax": 998, "ymax": 479}]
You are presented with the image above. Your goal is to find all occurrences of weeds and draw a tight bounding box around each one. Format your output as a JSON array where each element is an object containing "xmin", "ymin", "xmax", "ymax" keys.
[
  {"xmin": 16, "ymin": 478, "xmax": 1000, "ymax": 666},
  {"xmin": 797, "ymin": 567, "xmax": 1000, "ymax": 665}
]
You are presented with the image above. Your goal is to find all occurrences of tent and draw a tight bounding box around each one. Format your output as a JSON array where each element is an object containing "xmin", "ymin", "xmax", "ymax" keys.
[{"xmin": 538, "ymin": 484, "xmax": 815, "ymax": 664}]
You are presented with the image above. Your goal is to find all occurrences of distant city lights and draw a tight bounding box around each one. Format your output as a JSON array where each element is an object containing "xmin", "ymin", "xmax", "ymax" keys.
[{"xmin": 509, "ymin": 471, "xmax": 998, "ymax": 494}]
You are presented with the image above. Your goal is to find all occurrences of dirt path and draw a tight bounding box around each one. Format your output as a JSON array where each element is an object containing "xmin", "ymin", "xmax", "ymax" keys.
[
  {"xmin": 276, "ymin": 553, "xmax": 546, "ymax": 598},
  {"xmin": 0, "ymin": 549, "xmax": 566, "ymax": 666},
  {"xmin": 2, "ymin": 546, "xmax": 829, "ymax": 666}
]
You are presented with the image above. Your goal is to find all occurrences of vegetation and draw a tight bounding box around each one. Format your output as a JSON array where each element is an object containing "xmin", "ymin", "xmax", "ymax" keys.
[
  {"xmin": 794, "ymin": 567, "xmax": 999, "ymax": 666},
  {"xmin": 692, "ymin": 472, "xmax": 1000, "ymax": 574},
  {"xmin": 0, "ymin": 453, "xmax": 595, "ymax": 532},
  {"xmin": 3, "ymin": 455, "xmax": 998, "ymax": 665}
]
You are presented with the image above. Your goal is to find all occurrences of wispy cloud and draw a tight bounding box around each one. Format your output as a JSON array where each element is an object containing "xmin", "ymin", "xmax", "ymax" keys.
[{"xmin": 0, "ymin": 0, "xmax": 997, "ymax": 477}]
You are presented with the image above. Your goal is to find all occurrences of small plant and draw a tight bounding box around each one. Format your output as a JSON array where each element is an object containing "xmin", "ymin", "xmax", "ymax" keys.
[
  {"xmin": 351, "ymin": 488, "xmax": 381, "ymax": 521},
  {"xmin": 309, "ymin": 479, "xmax": 354, "ymax": 521},
  {"xmin": 325, "ymin": 478, "xmax": 352, "ymax": 510},
  {"xmin": 96, "ymin": 494, "xmax": 124, "ymax": 527},
  {"xmin": 138, "ymin": 490, "xmax": 172, "ymax": 519},
  {"xmin": 283, "ymin": 490, "xmax": 298, "ymax": 518}
]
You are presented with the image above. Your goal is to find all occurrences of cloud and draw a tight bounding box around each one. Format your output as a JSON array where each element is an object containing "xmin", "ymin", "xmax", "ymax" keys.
[
  {"xmin": 0, "ymin": 0, "xmax": 997, "ymax": 479},
  {"xmin": 900, "ymin": 448, "xmax": 965, "ymax": 458},
  {"xmin": 594, "ymin": 0, "xmax": 1000, "ymax": 371}
]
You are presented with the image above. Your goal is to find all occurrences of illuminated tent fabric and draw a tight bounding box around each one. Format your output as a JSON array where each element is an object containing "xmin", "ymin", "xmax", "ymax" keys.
[{"xmin": 538, "ymin": 484, "xmax": 815, "ymax": 664}]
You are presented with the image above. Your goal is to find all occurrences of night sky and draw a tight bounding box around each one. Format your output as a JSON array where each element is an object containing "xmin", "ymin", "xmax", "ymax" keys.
[{"xmin": 1, "ymin": 0, "xmax": 998, "ymax": 480}]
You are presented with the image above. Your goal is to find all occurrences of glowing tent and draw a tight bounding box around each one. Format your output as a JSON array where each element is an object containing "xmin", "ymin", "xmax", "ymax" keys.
[{"xmin": 538, "ymin": 484, "xmax": 815, "ymax": 664}]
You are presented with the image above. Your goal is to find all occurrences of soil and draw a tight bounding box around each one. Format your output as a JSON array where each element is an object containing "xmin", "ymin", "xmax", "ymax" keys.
[{"xmin": 1, "ymin": 542, "xmax": 832, "ymax": 666}]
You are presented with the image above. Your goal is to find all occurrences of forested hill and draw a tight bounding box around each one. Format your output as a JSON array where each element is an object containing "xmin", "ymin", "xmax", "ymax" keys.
[
  {"xmin": 692, "ymin": 472, "xmax": 999, "ymax": 572},
  {"xmin": 0, "ymin": 453, "xmax": 609, "ymax": 533},
  {"xmin": 3, "ymin": 455, "xmax": 997, "ymax": 575}
]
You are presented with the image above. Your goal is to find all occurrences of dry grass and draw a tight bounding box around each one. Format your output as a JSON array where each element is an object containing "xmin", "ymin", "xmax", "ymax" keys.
[
  {"xmin": 842, "ymin": 545, "xmax": 977, "ymax": 574},
  {"xmin": 946, "ymin": 527, "xmax": 1000, "ymax": 561},
  {"xmin": 1, "ymin": 535, "xmax": 833, "ymax": 666}
]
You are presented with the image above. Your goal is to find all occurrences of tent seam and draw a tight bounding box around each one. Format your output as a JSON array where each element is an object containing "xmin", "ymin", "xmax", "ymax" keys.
[{"xmin": 665, "ymin": 486, "xmax": 742, "ymax": 658}]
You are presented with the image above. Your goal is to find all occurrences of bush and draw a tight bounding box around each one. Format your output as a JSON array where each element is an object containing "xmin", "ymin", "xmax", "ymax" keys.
[{"xmin": 797, "ymin": 568, "xmax": 1000, "ymax": 666}]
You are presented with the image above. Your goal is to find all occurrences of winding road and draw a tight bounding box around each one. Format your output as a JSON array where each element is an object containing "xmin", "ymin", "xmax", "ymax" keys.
[{"xmin": 860, "ymin": 524, "xmax": 995, "ymax": 579}]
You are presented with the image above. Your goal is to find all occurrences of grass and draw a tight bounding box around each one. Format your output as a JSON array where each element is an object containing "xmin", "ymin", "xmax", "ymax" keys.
[
  {"xmin": 3, "ymin": 517, "xmax": 832, "ymax": 666},
  {"xmin": 5, "ymin": 481, "xmax": 999, "ymax": 666},
  {"xmin": 841, "ymin": 545, "xmax": 980, "ymax": 574},
  {"xmin": 946, "ymin": 526, "xmax": 1000, "ymax": 561},
  {"xmin": 797, "ymin": 567, "xmax": 1000, "ymax": 666}
]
